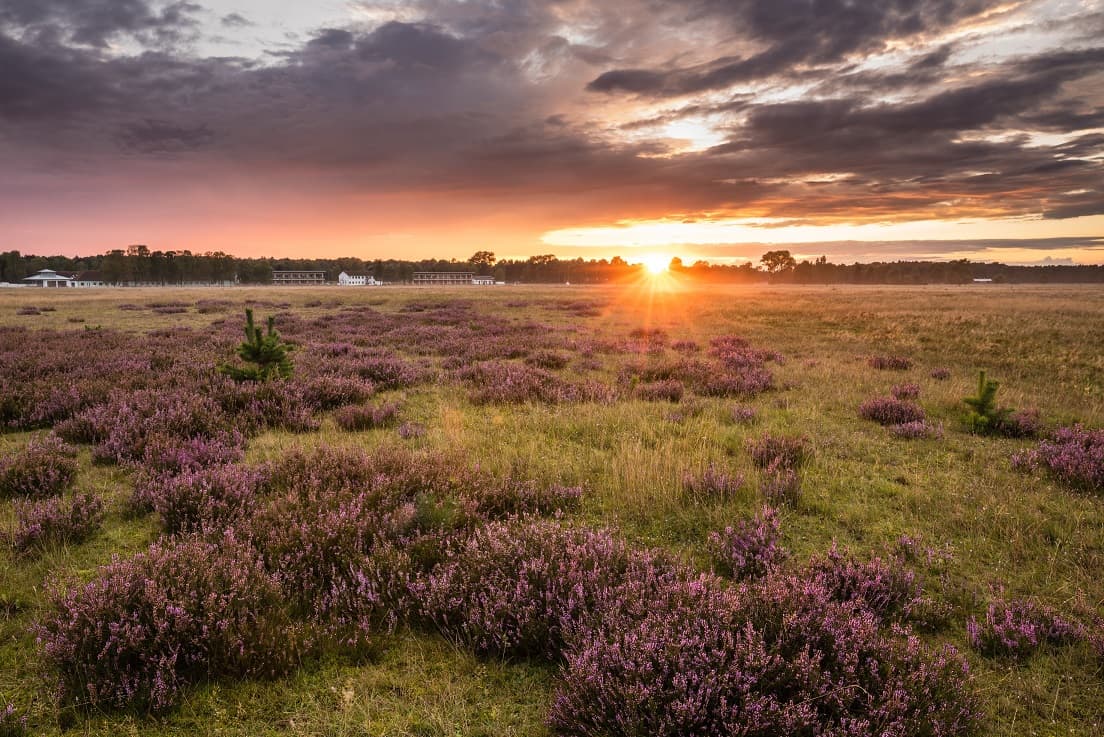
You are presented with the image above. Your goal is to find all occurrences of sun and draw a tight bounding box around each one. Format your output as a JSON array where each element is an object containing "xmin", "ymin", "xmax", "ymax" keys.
[{"xmin": 640, "ymin": 254, "xmax": 670, "ymax": 275}]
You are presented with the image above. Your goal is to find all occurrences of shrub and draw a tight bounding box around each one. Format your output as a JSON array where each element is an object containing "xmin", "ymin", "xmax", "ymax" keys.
[
  {"xmin": 967, "ymin": 597, "xmax": 1084, "ymax": 660},
  {"xmin": 397, "ymin": 421, "xmax": 426, "ymax": 439},
  {"xmin": 0, "ymin": 704, "xmax": 26, "ymax": 737},
  {"xmin": 995, "ymin": 408, "xmax": 1042, "ymax": 438},
  {"xmin": 302, "ymin": 375, "xmax": 375, "ymax": 410},
  {"xmin": 671, "ymin": 339, "xmax": 699, "ymax": 353},
  {"xmin": 1012, "ymin": 425, "xmax": 1104, "ymax": 493},
  {"xmin": 930, "ymin": 367, "xmax": 952, "ymax": 380},
  {"xmin": 760, "ymin": 459, "xmax": 801, "ymax": 507},
  {"xmin": 747, "ymin": 433, "xmax": 809, "ymax": 470},
  {"xmin": 963, "ymin": 370, "xmax": 1009, "ymax": 434},
  {"xmin": 10, "ymin": 492, "xmax": 105, "ymax": 553},
  {"xmin": 729, "ymin": 405, "xmax": 758, "ymax": 424},
  {"xmin": 891, "ymin": 383, "xmax": 921, "ymax": 400},
  {"xmin": 549, "ymin": 572, "xmax": 979, "ymax": 737},
  {"xmin": 889, "ymin": 420, "xmax": 944, "ymax": 439},
  {"xmin": 806, "ymin": 545, "xmax": 923, "ymax": 622},
  {"xmin": 137, "ymin": 431, "xmax": 246, "ymax": 475},
  {"xmin": 219, "ymin": 309, "xmax": 293, "ymax": 382},
  {"xmin": 333, "ymin": 401, "xmax": 402, "ymax": 431},
  {"xmin": 463, "ymin": 479, "xmax": 583, "ymax": 519},
  {"xmin": 707, "ymin": 506, "xmax": 786, "ymax": 580},
  {"xmin": 525, "ymin": 350, "xmax": 570, "ymax": 370},
  {"xmin": 0, "ymin": 435, "xmax": 79, "ymax": 498},
  {"xmin": 36, "ymin": 534, "xmax": 303, "ymax": 712},
  {"xmin": 682, "ymin": 463, "xmax": 744, "ymax": 503},
  {"xmin": 859, "ymin": 396, "xmax": 926, "ymax": 426},
  {"xmin": 133, "ymin": 464, "xmax": 266, "ymax": 535},
  {"xmin": 869, "ymin": 355, "xmax": 913, "ymax": 370},
  {"xmin": 633, "ymin": 379, "xmax": 684, "ymax": 402}
]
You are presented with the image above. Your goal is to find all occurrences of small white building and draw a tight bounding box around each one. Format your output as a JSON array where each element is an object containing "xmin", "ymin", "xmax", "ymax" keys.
[
  {"xmin": 22, "ymin": 269, "xmax": 73, "ymax": 288},
  {"xmin": 338, "ymin": 271, "xmax": 380, "ymax": 286},
  {"xmin": 471, "ymin": 276, "xmax": 495, "ymax": 285}
]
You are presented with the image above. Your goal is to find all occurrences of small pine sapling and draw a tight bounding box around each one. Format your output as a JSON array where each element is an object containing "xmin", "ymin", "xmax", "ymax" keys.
[
  {"xmin": 220, "ymin": 308, "xmax": 293, "ymax": 382},
  {"xmin": 964, "ymin": 370, "xmax": 1010, "ymax": 434}
]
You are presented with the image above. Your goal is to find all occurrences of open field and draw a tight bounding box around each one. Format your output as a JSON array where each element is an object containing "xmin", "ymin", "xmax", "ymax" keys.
[{"xmin": 1, "ymin": 282, "xmax": 1103, "ymax": 736}]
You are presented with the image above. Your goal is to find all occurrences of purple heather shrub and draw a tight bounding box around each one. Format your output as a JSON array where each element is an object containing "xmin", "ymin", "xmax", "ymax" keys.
[
  {"xmin": 729, "ymin": 404, "xmax": 758, "ymax": 424},
  {"xmin": 0, "ymin": 434, "xmax": 79, "ymax": 498},
  {"xmin": 806, "ymin": 545, "xmax": 922, "ymax": 622},
  {"xmin": 0, "ymin": 704, "xmax": 27, "ymax": 737},
  {"xmin": 891, "ymin": 382, "xmax": 922, "ymax": 400},
  {"xmin": 994, "ymin": 408, "xmax": 1042, "ymax": 439},
  {"xmin": 550, "ymin": 572, "xmax": 979, "ymax": 737},
  {"xmin": 682, "ymin": 463, "xmax": 744, "ymax": 503},
  {"xmin": 333, "ymin": 401, "xmax": 402, "ymax": 431},
  {"xmin": 397, "ymin": 421, "xmax": 426, "ymax": 439},
  {"xmin": 36, "ymin": 533, "xmax": 304, "ymax": 712},
  {"xmin": 302, "ymin": 375, "xmax": 376, "ymax": 410},
  {"xmin": 760, "ymin": 459, "xmax": 801, "ymax": 507},
  {"xmin": 525, "ymin": 350, "xmax": 570, "ymax": 370},
  {"xmin": 414, "ymin": 520, "xmax": 679, "ymax": 659},
  {"xmin": 747, "ymin": 432, "xmax": 810, "ymax": 470},
  {"xmin": 889, "ymin": 420, "xmax": 944, "ymax": 439},
  {"xmin": 931, "ymin": 367, "xmax": 952, "ymax": 380},
  {"xmin": 700, "ymin": 367, "xmax": 775, "ymax": 397},
  {"xmin": 1013, "ymin": 425, "xmax": 1104, "ymax": 492},
  {"xmin": 462, "ymin": 479, "xmax": 583, "ymax": 519},
  {"xmin": 137, "ymin": 430, "xmax": 246, "ymax": 475},
  {"xmin": 859, "ymin": 396, "xmax": 926, "ymax": 426},
  {"xmin": 134, "ymin": 464, "xmax": 267, "ymax": 535},
  {"xmin": 671, "ymin": 339, "xmax": 700, "ymax": 353},
  {"xmin": 633, "ymin": 379, "xmax": 684, "ymax": 402},
  {"xmin": 870, "ymin": 355, "xmax": 913, "ymax": 370},
  {"xmin": 10, "ymin": 492, "xmax": 105, "ymax": 553},
  {"xmin": 707, "ymin": 506, "xmax": 787, "ymax": 580},
  {"xmin": 967, "ymin": 597, "xmax": 1085, "ymax": 660},
  {"xmin": 353, "ymin": 355, "xmax": 427, "ymax": 390}
]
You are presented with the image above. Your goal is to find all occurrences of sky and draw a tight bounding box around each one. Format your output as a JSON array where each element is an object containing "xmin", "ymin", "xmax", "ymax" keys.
[{"xmin": 1, "ymin": 0, "xmax": 1102, "ymax": 264}]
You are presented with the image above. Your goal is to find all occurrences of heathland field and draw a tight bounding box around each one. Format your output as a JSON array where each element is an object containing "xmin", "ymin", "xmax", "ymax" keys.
[{"xmin": 1, "ymin": 282, "xmax": 1102, "ymax": 736}]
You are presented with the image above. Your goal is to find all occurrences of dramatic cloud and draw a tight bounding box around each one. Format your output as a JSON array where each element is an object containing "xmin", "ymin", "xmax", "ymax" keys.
[{"xmin": 1, "ymin": 0, "xmax": 1101, "ymax": 260}]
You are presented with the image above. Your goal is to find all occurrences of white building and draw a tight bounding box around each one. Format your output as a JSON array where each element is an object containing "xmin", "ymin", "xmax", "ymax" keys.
[
  {"xmin": 338, "ymin": 271, "xmax": 380, "ymax": 286},
  {"xmin": 22, "ymin": 269, "xmax": 73, "ymax": 288}
]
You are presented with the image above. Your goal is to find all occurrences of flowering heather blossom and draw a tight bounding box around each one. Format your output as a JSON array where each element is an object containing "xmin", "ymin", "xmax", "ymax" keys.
[
  {"xmin": 1013, "ymin": 425, "xmax": 1104, "ymax": 492},
  {"xmin": 134, "ymin": 464, "xmax": 266, "ymax": 536},
  {"xmin": 859, "ymin": 396, "xmax": 926, "ymax": 425},
  {"xmin": 870, "ymin": 355, "xmax": 913, "ymax": 370},
  {"xmin": 10, "ymin": 492, "xmax": 105, "ymax": 553},
  {"xmin": 760, "ymin": 459, "xmax": 801, "ymax": 507},
  {"xmin": 0, "ymin": 434, "xmax": 78, "ymax": 498},
  {"xmin": 397, "ymin": 421, "xmax": 426, "ymax": 439},
  {"xmin": 671, "ymin": 339, "xmax": 700, "ymax": 353},
  {"xmin": 464, "ymin": 479, "xmax": 583, "ymax": 519},
  {"xmin": 806, "ymin": 545, "xmax": 923, "ymax": 621},
  {"xmin": 301, "ymin": 375, "xmax": 376, "ymax": 409},
  {"xmin": 931, "ymin": 367, "xmax": 952, "ymax": 380},
  {"xmin": 729, "ymin": 405, "xmax": 758, "ymax": 424},
  {"xmin": 747, "ymin": 432, "xmax": 810, "ymax": 470},
  {"xmin": 633, "ymin": 379, "xmax": 684, "ymax": 402},
  {"xmin": 891, "ymin": 382, "xmax": 921, "ymax": 400},
  {"xmin": 524, "ymin": 350, "xmax": 570, "ymax": 370},
  {"xmin": 137, "ymin": 431, "xmax": 246, "ymax": 475},
  {"xmin": 889, "ymin": 420, "xmax": 944, "ymax": 439},
  {"xmin": 994, "ymin": 408, "xmax": 1042, "ymax": 438},
  {"xmin": 700, "ymin": 367, "xmax": 775, "ymax": 397},
  {"xmin": 682, "ymin": 463, "xmax": 744, "ymax": 503},
  {"xmin": 36, "ymin": 533, "xmax": 304, "ymax": 712},
  {"xmin": 708, "ymin": 506, "xmax": 787, "ymax": 580},
  {"xmin": 333, "ymin": 401, "xmax": 402, "ymax": 431},
  {"xmin": 0, "ymin": 703, "xmax": 27, "ymax": 737},
  {"xmin": 353, "ymin": 355, "xmax": 428, "ymax": 389},
  {"xmin": 967, "ymin": 597, "xmax": 1085, "ymax": 660}
]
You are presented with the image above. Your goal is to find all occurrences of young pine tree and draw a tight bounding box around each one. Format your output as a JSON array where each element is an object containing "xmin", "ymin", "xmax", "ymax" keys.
[
  {"xmin": 963, "ymin": 370, "xmax": 1009, "ymax": 433},
  {"xmin": 219, "ymin": 308, "xmax": 293, "ymax": 382}
]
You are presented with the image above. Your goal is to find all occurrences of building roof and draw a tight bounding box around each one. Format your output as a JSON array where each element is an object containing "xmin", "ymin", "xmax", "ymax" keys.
[{"xmin": 23, "ymin": 269, "xmax": 72, "ymax": 282}]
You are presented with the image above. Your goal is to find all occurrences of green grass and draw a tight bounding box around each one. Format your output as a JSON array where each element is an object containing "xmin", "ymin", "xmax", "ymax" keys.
[{"xmin": 2, "ymin": 283, "xmax": 1103, "ymax": 735}]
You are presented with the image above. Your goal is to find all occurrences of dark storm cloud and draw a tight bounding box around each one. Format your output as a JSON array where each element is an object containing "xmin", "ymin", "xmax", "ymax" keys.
[
  {"xmin": 0, "ymin": 0, "xmax": 201, "ymax": 48},
  {"xmin": 0, "ymin": 0, "xmax": 1101, "ymax": 230},
  {"xmin": 220, "ymin": 12, "xmax": 251, "ymax": 28},
  {"xmin": 588, "ymin": 0, "xmax": 996, "ymax": 96}
]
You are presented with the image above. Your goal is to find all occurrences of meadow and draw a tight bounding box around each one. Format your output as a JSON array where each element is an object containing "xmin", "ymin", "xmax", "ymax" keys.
[{"xmin": 1, "ymin": 281, "xmax": 1102, "ymax": 736}]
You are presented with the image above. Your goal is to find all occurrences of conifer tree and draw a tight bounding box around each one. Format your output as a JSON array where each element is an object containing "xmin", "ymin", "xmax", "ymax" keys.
[
  {"xmin": 964, "ymin": 370, "xmax": 1009, "ymax": 433},
  {"xmin": 219, "ymin": 308, "xmax": 293, "ymax": 382}
]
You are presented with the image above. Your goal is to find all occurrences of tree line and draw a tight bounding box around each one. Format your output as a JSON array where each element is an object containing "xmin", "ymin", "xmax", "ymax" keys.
[{"xmin": 2, "ymin": 247, "xmax": 1103, "ymax": 285}]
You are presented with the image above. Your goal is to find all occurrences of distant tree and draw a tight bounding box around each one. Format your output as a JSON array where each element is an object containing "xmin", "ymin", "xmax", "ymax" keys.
[
  {"xmin": 760, "ymin": 250, "xmax": 797, "ymax": 274},
  {"xmin": 669, "ymin": 256, "xmax": 685, "ymax": 272},
  {"xmin": 469, "ymin": 250, "xmax": 497, "ymax": 274}
]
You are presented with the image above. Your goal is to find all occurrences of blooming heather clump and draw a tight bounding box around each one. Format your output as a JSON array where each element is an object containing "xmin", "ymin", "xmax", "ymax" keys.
[
  {"xmin": 870, "ymin": 355, "xmax": 913, "ymax": 370},
  {"xmin": 760, "ymin": 459, "xmax": 801, "ymax": 507},
  {"xmin": 10, "ymin": 492, "xmax": 105, "ymax": 553},
  {"xmin": 671, "ymin": 339, "xmax": 699, "ymax": 353},
  {"xmin": 549, "ymin": 572, "xmax": 980, "ymax": 737},
  {"xmin": 682, "ymin": 463, "xmax": 744, "ymax": 503},
  {"xmin": 137, "ymin": 431, "xmax": 245, "ymax": 475},
  {"xmin": 891, "ymin": 383, "xmax": 921, "ymax": 400},
  {"xmin": 967, "ymin": 597, "xmax": 1085, "ymax": 660},
  {"xmin": 931, "ymin": 367, "xmax": 952, "ymax": 380},
  {"xmin": 1013, "ymin": 425, "xmax": 1104, "ymax": 493},
  {"xmin": 397, "ymin": 421, "xmax": 426, "ymax": 439},
  {"xmin": 524, "ymin": 350, "xmax": 570, "ymax": 370},
  {"xmin": 0, "ymin": 704, "xmax": 26, "ymax": 737},
  {"xmin": 302, "ymin": 375, "xmax": 375, "ymax": 410},
  {"xmin": 707, "ymin": 506, "xmax": 786, "ymax": 580},
  {"xmin": 633, "ymin": 379, "xmax": 684, "ymax": 402},
  {"xmin": 806, "ymin": 545, "xmax": 922, "ymax": 622},
  {"xmin": 859, "ymin": 396, "xmax": 926, "ymax": 426},
  {"xmin": 463, "ymin": 479, "xmax": 583, "ymax": 519},
  {"xmin": 353, "ymin": 355, "xmax": 426, "ymax": 390},
  {"xmin": 0, "ymin": 435, "xmax": 78, "ymax": 498},
  {"xmin": 333, "ymin": 401, "xmax": 402, "ymax": 431},
  {"xmin": 133, "ymin": 464, "xmax": 267, "ymax": 535},
  {"xmin": 889, "ymin": 420, "xmax": 944, "ymax": 439},
  {"xmin": 747, "ymin": 433, "xmax": 809, "ymax": 470},
  {"xmin": 995, "ymin": 408, "xmax": 1042, "ymax": 438},
  {"xmin": 729, "ymin": 405, "xmax": 758, "ymax": 424},
  {"xmin": 36, "ymin": 533, "xmax": 303, "ymax": 712}
]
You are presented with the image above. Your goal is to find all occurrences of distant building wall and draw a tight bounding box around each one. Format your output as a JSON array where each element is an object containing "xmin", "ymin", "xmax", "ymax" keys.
[
  {"xmin": 413, "ymin": 272, "xmax": 475, "ymax": 285},
  {"xmin": 273, "ymin": 270, "xmax": 326, "ymax": 285}
]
